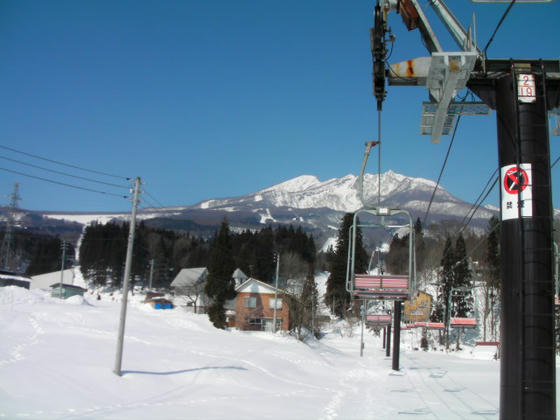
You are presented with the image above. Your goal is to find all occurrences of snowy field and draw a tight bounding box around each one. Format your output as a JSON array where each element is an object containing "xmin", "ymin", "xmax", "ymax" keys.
[{"xmin": 0, "ymin": 285, "xmax": 557, "ymax": 420}]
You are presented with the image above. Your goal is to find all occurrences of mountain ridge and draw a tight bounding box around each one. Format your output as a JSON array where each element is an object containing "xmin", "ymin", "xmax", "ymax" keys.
[{"xmin": 3, "ymin": 171, "xmax": 500, "ymax": 247}]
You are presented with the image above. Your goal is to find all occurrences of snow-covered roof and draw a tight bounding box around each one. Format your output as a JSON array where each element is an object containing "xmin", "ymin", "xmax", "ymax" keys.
[
  {"xmin": 235, "ymin": 277, "xmax": 285, "ymax": 295},
  {"xmin": 31, "ymin": 268, "xmax": 84, "ymax": 290},
  {"xmin": 232, "ymin": 268, "xmax": 248, "ymax": 281},
  {"xmin": 49, "ymin": 283, "xmax": 87, "ymax": 291},
  {"xmin": 0, "ymin": 273, "xmax": 31, "ymax": 283},
  {"xmin": 170, "ymin": 267, "xmax": 208, "ymax": 289}
]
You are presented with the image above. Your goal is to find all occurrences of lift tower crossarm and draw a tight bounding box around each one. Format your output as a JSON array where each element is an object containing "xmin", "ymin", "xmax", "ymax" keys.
[
  {"xmin": 382, "ymin": 0, "xmax": 483, "ymax": 143},
  {"xmin": 428, "ymin": 0, "xmax": 481, "ymax": 54},
  {"xmin": 393, "ymin": 0, "xmax": 443, "ymax": 53}
]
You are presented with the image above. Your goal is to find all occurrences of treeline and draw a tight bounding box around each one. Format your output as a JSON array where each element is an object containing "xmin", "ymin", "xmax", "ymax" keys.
[
  {"xmin": 0, "ymin": 229, "xmax": 75, "ymax": 276},
  {"xmin": 79, "ymin": 221, "xmax": 316, "ymax": 288}
]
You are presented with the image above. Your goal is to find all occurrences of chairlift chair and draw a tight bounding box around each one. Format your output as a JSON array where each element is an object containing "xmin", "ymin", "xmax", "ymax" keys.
[
  {"xmin": 346, "ymin": 207, "xmax": 417, "ymax": 301},
  {"xmin": 345, "ymin": 141, "xmax": 417, "ymax": 302}
]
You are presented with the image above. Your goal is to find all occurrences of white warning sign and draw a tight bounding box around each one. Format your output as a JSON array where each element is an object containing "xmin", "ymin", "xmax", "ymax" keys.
[{"xmin": 501, "ymin": 163, "xmax": 532, "ymax": 221}]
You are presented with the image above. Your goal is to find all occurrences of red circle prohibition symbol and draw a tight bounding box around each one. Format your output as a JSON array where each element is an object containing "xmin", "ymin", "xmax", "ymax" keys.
[{"xmin": 504, "ymin": 167, "xmax": 528, "ymax": 194}]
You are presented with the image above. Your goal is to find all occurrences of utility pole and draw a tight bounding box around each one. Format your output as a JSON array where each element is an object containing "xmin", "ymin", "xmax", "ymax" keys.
[
  {"xmin": 360, "ymin": 299, "xmax": 366, "ymax": 357},
  {"xmin": 149, "ymin": 259, "xmax": 155, "ymax": 290},
  {"xmin": 114, "ymin": 177, "xmax": 141, "ymax": 376},
  {"xmin": 58, "ymin": 240, "xmax": 67, "ymax": 298},
  {"xmin": 273, "ymin": 253, "xmax": 279, "ymax": 333}
]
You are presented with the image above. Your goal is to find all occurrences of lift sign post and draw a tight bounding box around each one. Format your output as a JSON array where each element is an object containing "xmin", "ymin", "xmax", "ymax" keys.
[
  {"xmin": 501, "ymin": 163, "xmax": 532, "ymax": 221},
  {"xmin": 517, "ymin": 74, "xmax": 537, "ymax": 103}
]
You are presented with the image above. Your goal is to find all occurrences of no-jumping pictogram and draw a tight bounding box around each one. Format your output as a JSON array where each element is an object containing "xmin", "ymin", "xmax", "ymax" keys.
[{"xmin": 503, "ymin": 167, "xmax": 529, "ymax": 194}]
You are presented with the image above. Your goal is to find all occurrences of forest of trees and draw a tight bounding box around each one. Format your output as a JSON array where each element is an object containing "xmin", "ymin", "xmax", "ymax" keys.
[
  {"xmin": 78, "ymin": 220, "xmax": 316, "ymax": 289},
  {"xmin": 0, "ymin": 229, "xmax": 75, "ymax": 276}
]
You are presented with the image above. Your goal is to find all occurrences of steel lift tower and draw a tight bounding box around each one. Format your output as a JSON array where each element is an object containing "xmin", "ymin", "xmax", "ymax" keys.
[
  {"xmin": 0, "ymin": 184, "xmax": 21, "ymax": 272},
  {"xmin": 371, "ymin": 1, "xmax": 560, "ymax": 419}
]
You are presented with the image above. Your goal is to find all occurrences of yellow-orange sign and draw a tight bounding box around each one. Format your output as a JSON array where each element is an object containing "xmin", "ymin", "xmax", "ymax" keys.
[{"xmin": 404, "ymin": 291, "xmax": 432, "ymax": 322}]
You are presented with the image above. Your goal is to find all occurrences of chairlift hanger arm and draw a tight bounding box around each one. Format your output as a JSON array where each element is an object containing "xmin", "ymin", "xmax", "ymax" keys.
[{"xmin": 357, "ymin": 141, "xmax": 379, "ymax": 206}]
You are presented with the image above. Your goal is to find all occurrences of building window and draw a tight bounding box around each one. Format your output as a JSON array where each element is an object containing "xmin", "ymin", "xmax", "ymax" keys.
[
  {"xmin": 243, "ymin": 296, "xmax": 257, "ymax": 308},
  {"xmin": 248, "ymin": 318, "xmax": 262, "ymax": 325},
  {"xmin": 269, "ymin": 298, "xmax": 282, "ymax": 309}
]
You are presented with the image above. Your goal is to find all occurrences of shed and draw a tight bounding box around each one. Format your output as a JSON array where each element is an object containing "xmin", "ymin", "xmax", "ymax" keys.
[
  {"xmin": 0, "ymin": 271, "xmax": 31, "ymax": 289},
  {"xmin": 171, "ymin": 267, "xmax": 208, "ymax": 313},
  {"xmin": 170, "ymin": 267, "xmax": 208, "ymax": 289},
  {"xmin": 50, "ymin": 283, "xmax": 87, "ymax": 299}
]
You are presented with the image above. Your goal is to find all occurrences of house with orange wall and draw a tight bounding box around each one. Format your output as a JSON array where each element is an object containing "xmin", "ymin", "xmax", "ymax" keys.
[{"xmin": 226, "ymin": 278, "xmax": 290, "ymax": 331}]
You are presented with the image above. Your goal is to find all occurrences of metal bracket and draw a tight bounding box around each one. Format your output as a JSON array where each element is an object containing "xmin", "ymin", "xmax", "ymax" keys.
[
  {"xmin": 421, "ymin": 101, "xmax": 490, "ymax": 136},
  {"xmin": 425, "ymin": 52, "xmax": 478, "ymax": 143}
]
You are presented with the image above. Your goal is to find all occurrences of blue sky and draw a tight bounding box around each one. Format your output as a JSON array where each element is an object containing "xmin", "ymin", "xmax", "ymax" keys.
[{"xmin": 1, "ymin": 0, "xmax": 559, "ymax": 212}]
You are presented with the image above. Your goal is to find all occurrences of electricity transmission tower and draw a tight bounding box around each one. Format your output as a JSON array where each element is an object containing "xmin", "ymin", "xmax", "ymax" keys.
[{"xmin": 0, "ymin": 184, "xmax": 22, "ymax": 272}]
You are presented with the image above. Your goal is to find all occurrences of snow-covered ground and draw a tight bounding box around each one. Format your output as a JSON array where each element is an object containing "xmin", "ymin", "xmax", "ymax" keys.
[{"xmin": 0, "ymin": 285, "xmax": 557, "ymax": 419}]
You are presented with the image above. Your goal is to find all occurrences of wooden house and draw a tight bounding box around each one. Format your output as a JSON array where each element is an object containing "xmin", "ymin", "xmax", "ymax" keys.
[{"xmin": 227, "ymin": 278, "xmax": 290, "ymax": 331}]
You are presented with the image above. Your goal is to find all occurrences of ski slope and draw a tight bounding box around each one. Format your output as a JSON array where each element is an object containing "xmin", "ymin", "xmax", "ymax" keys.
[{"xmin": 0, "ymin": 286, "xmax": 555, "ymax": 419}]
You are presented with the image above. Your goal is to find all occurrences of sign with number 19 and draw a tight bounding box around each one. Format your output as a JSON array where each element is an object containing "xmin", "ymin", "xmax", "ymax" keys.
[{"xmin": 517, "ymin": 73, "xmax": 536, "ymax": 103}]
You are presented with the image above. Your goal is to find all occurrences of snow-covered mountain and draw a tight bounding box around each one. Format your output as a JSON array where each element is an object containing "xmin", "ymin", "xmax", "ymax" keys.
[
  {"xmin": 6, "ymin": 171, "xmax": 499, "ymax": 246},
  {"xmin": 196, "ymin": 170, "xmax": 475, "ymax": 218}
]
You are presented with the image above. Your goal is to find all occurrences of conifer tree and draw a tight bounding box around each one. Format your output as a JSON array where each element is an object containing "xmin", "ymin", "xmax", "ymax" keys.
[
  {"xmin": 290, "ymin": 270, "xmax": 320, "ymax": 340},
  {"xmin": 414, "ymin": 217, "xmax": 426, "ymax": 273},
  {"xmin": 486, "ymin": 216, "xmax": 501, "ymax": 291},
  {"xmin": 484, "ymin": 215, "xmax": 501, "ymax": 339},
  {"xmin": 205, "ymin": 219, "xmax": 236, "ymax": 329},
  {"xmin": 434, "ymin": 236, "xmax": 455, "ymax": 325},
  {"xmin": 453, "ymin": 234, "xmax": 473, "ymax": 317},
  {"xmin": 325, "ymin": 213, "xmax": 367, "ymax": 317}
]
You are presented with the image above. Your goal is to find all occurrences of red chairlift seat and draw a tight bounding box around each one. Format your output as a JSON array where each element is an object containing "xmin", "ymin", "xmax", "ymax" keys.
[
  {"xmin": 366, "ymin": 314, "xmax": 392, "ymax": 325},
  {"xmin": 353, "ymin": 274, "xmax": 409, "ymax": 300},
  {"xmin": 450, "ymin": 317, "xmax": 477, "ymax": 329},
  {"xmin": 422, "ymin": 322, "xmax": 445, "ymax": 330}
]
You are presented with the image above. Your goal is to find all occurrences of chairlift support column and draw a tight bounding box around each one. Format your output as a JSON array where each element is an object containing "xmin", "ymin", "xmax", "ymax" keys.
[
  {"xmin": 469, "ymin": 65, "xmax": 559, "ymax": 419},
  {"xmin": 373, "ymin": 0, "xmax": 560, "ymax": 416}
]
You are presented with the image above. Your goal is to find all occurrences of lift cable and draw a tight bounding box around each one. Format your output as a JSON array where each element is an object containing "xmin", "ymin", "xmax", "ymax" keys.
[
  {"xmin": 454, "ymin": 168, "xmax": 499, "ymax": 234},
  {"xmin": 0, "ymin": 167, "xmax": 129, "ymax": 199},
  {"xmin": 0, "ymin": 144, "xmax": 130, "ymax": 181},
  {"xmin": 483, "ymin": 0, "xmax": 517, "ymax": 59},
  {"xmin": 455, "ymin": 171, "xmax": 500, "ymax": 238},
  {"xmin": 0, "ymin": 155, "xmax": 129, "ymax": 190},
  {"xmin": 422, "ymin": 114, "xmax": 461, "ymax": 226}
]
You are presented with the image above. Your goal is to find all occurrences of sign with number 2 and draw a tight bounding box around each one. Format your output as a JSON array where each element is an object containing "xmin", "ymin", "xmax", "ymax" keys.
[{"xmin": 517, "ymin": 73, "xmax": 536, "ymax": 103}]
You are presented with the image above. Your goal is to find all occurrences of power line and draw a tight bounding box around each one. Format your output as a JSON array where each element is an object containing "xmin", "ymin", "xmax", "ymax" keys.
[
  {"xmin": 0, "ymin": 167, "xmax": 129, "ymax": 199},
  {"xmin": 143, "ymin": 189, "xmax": 166, "ymax": 208},
  {"xmin": 0, "ymin": 155, "xmax": 129, "ymax": 190},
  {"xmin": 551, "ymin": 155, "xmax": 559, "ymax": 168},
  {"xmin": 0, "ymin": 144, "xmax": 130, "ymax": 180}
]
